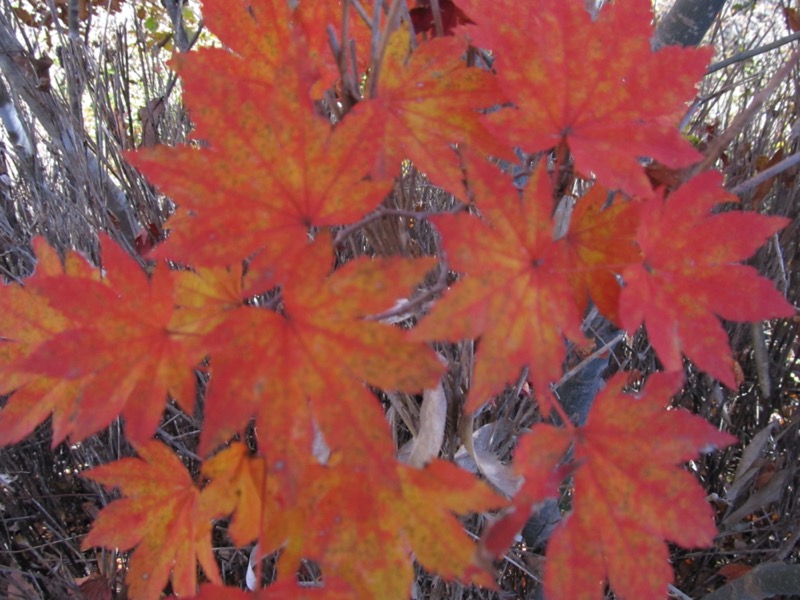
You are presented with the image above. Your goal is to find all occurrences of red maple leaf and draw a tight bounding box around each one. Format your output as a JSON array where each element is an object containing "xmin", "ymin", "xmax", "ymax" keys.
[
  {"xmin": 82, "ymin": 441, "xmax": 221, "ymax": 599},
  {"xmin": 541, "ymin": 372, "xmax": 736, "ymax": 599},
  {"xmin": 620, "ymin": 172, "xmax": 795, "ymax": 387},
  {"xmin": 0, "ymin": 236, "xmax": 206, "ymax": 446},
  {"xmin": 0, "ymin": 238, "xmax": 98, "ymax": 446},
  {"xmin": 412, "ymin": 156, "xmax": 585, "ymax": 414},
  {"xmin": 199, "ymin": 444, "xmax": 504, "ymax": 597},
  {"xmin": 455, "ymin": 0, "xmax": 712, "ymax": 196},
  {"xmin": 128, "ymin": 11, "xmax": 385, "ymax": 272},
  {"xmin": 198, "ymin": 234, "xmax": 444, "ymax": 458},
  {"xmin": 130, "ymin": 103, "xmax": 386, "ymax": 273}
]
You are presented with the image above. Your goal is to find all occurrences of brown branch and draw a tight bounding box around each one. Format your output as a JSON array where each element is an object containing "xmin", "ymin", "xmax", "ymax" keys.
[
  {"xmin": 727, "ymin": 151, "xmax": 800, "ymax": 195},
  {"xmin": 333, "ymin": 204, "xmax": 465, "ymax": 247},
  {"xmin": 706, "ymin": 31, "xmax": 800, "ymax": 75}
]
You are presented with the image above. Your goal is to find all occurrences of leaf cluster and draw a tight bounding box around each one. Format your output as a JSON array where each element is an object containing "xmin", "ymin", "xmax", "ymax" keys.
[{"xmin": 0, "ymin": 1, "xmax": 795, "ymax": 599}]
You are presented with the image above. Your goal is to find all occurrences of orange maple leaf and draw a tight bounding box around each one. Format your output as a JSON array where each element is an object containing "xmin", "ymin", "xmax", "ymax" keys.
[
  {"xmin": 198, "ymin": 441, "xmax": 327, "ymax": 567},
  {"xmin": 0, "ymin": 236, "xmax": 205, "ymax": 446},
  {"xmin": 350, "ymin": 28, "xmax": 511, "ymax": 195},
  {"xmin": 82, "ymin": 441, "xmax": 220, "ymax": 600},
  {"xmin": 128, "ymin": 4, "xmax": 385, "ymax": 272},
  {"xmin": 198, "ymin": 443, "xmax": 295, "ymax": 551},
  {"xmin": 197, "ymin": 0, "xmax": 294, "ymax": 73},
  {"xmin": 396, "ymin": 460, "xmax": 505, "ymax": 584},
  {"xmin": 413, "ymin": 157, "xmax": 585, "ymax": 414},
  {"xmin": 456, "ymin": 0, "xmax": 712, "ymax": 196},
  {"xmin": 620, "ymin": 172, "xmax": 795, "ymax": 388},
  {"xmin": 171, "ymin": 265, "xmax": 247, "ymax": 330},
  {"xmin": 198, "ymin": 234, "xmax": 444, "ymax": 457},
  {"xmin": 130, "ymin": 105, "xmax": 386, "ymax": 272},
  {"xmin": 0, "ymin": 238, "xmax": 98, "ymax": 446},
  {"xmin": 197, "ymin": 444, "xmax": 503, "ymax": 597},
  {"xmin": 541, "ymin": 372, "xmax": 736, "ymax": 600},
  {"xmin": 287, "ymin": 460, "xmax": 503, "ymax": 596}
]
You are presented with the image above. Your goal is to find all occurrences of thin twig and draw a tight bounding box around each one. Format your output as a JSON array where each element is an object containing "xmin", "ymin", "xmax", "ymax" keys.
[
  {"xmin": 156, "ymin": 427, "xmax": 202, "ymax": 462},
  {"xmin": 771, "ymin": 233, "xmax": 789, "ymax": 295},
  {"xmin": 349, "ymin": 0, "xmax": 373, "ymax": 29},
  {"xmin": 429, "ymin": 0, "xmax": 445, "ymax": 38},
  {"xmin": 368, "ymin": 0, "xmax": 405, "ymax": 97},
  {"xmin": 463, "ymin": 529, "xmax": 542, "ymax": 583},
  {"xmin": 706, "ymin": 31, "xmax": 800, "ymax": 75},
  {"xmin": 751, "ymin": 323, "xmax": 771, "ymax": 399},
  {"xmin": 727, "ymin": 151, "xmax": 800, "ymax": 195},
  {"xmin": 333, "ymin": 205, "xmax": 463, "ymax": 246},
  {"xmin": 554, "ymin": 331, "xmax": 625, "ymax": 388}
]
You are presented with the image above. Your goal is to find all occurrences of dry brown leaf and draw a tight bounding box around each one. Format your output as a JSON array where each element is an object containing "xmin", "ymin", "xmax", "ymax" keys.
[
  {"xmin": 784, "ymin": 7, "xmax": 800, "ymax": 32},
  {"xmin": 75, "ymin": 574, "xmax": 113, "ymax": 600},
  {"xmin": 455, "ymin": 419, "xmax": 521, "ymax": 497},
  {"xmin": 138, "ymin": 96, "xmax": 165, "ymax": 148},
  {"xmin": 717, "ymin": 563, "xmax": 753, "ymax": 581},
  {"xmin": 405, "ymin": 381, "xmax": 447, "ymax": 467},
  {"xmin": 723, "ymin": 469, "xmax": 790, "ymax": 526},
  {"xmin": 725, "ymin": 421, "xmax": 775, "ymax": 503}
]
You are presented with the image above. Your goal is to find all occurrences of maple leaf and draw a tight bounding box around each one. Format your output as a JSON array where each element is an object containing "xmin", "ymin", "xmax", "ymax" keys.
[
  {"xmin": 412, "ymin": 157, "xmax": 585, "ymax": 414},
  {"xmin": 128, "ymin": 1, "xmax": 385, "ymax": 271},
  {"xmin": 130, "ymin": 107, "xmax": 386, "ymax": 272},
  {"xmin": 198, "ymin": 234, "xmax": 444, "ymax": 457},
  {"xmin": 198, "ymin": 445, "xmax": 338, "ymax": 589},
  {"xmin": 184, "ymin": 586, "xmax": 252, "ymax": 600},
  {"xmin": 619, "ymin": 172, "xmax": 795, "ymax": 388},
  {"xmin": 288, "ymin": 460, "xmax": 503, "ymax": 596},
  {"xmin": 169, "ymin": 263, "xmax": 270, "ymax": 336},
  {"xmin": 455, "ymin": 0, "xmax": 712, "ymax": 196},
  {"xmin": 542, "ymin": 372, "xmax": 737, "ymax": 600},
  {"xmin": 350, "ymin": 28, "xmax": 511, "ymax": 195},
  {"xmin": 396, "ymin": 459, "xmax": 506, "ymax": 584},
  {"xmin": 198, "ymin": 443, "xmax": 503, "ymax": 597},
  {"xmin": 197, "ymin": 0, "xmax": 294, "ymax": 72},
  {"xmin": 82, "ymin": 441, "xmax": 220, "ymax": 600},
  {"xmin": 0, "ymin": 238, "xmax": 98, "ymax": 446},
  {"xmin": 557, "ymin": 184, "xmax": 641, "ymax": 325},
  {"xmin": 0, "ymin": 236, "xmax": 205, "ymax": 446},
  {"xmin": 197, "ymin": 441, "xmax": 310, "ymax": 561}
]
